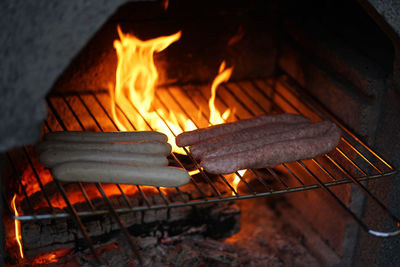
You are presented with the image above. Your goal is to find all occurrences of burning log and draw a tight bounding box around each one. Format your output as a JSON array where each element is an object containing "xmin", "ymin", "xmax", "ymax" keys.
[
  {"xmin": 21, "ymin": 201, "xmax": 240, "ymax": 258},
  {"xmin": 18, "ymin": 176, "xmax": 240, "ymax": 258}
]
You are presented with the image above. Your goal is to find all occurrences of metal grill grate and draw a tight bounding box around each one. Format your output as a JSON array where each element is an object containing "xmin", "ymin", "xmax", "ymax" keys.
[{"xmin": 5, "ymin": 75, "xmax": 399, "ymax": 264}]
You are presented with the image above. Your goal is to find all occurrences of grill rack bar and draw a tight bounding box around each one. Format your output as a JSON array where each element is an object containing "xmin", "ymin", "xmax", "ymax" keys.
[{"xmin": 5, "ymin": 76, "xmax": 399, "ymax": 265}]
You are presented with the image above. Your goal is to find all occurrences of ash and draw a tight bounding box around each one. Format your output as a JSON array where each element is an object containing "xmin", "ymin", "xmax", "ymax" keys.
[{"xmin": 53, "ymin": 198, "xmax": 319, "ymax": 267}]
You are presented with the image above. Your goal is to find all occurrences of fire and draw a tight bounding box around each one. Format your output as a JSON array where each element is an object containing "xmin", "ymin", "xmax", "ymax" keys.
[
  {"xmin": 21, "ymin": 164, "xmax": 53, "ymax": 197},
  {"xmin": 31, "ymin": 248, "xmax": 73, "ymax": 265},
  {"xmin": 45, "ymin": 183, "xmax": 167, "ymax": 210},
  {"xmin": 235, "ymin": 170, "xmax": 246, "ymax": 193},
  {"xmin": 14, "ymin": 28, "xmax": 237, "ymax": 227},
  {"xmin": 162, "ymin": 0, "xmax": 169, "ymax": 10},
  {"xmin": 109, "ymin": 27, "xmax": 236, "ymax": 194},
  {"xmin": 11, "ymin": 194, "xmax": 24, "ymax": 259},
  {"xmin": 208, "ymin": 61, "xmax": 238, "ymax": 194},
  {"xmin": 110, "ymin": 26, "xmax": 235, "ymax": 155},
  {"xmin": 208, "ymin": 61, "xmax": 233, "ymax": 125},
  {"xmin": 226, "ymin": 170, "xmax": 246, "ymax": 195},
  {"xmin": 110, "ymin": 26, "xmax": 198, "ymax": 153},
  {"xmin": 8, "ymin": 28, "xmax": 242, "ymax": 264}
]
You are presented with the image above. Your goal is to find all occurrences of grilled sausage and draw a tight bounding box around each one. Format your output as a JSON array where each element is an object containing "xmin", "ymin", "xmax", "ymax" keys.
[
  {"xmin": 176, "ymin": 113, "xmax": 310, "ymax": 147},
  {"xmin": 202, "ymin": 121, "xmax": 333, "ymax": 159},
  {"xmin": 36, "ymin": 140, "xmax": 172, "ymax": 155},
  {"xmin": 51, "ymin": 162, "xmax": 191, "ymax": 187},
  {"xmin": 39, "ymin": 149, "xmax": 168, "ymax": 168},
  {"xmin": 190, "ymin": 122, "xmax": 311, "ymax": 159},
  {"xmin": 45, "ymin": 131, "xmax": 168, "ymax": 143},
  {"xmin": 200, "ymin": 123, "xmax": 341, "ymax": 174}
]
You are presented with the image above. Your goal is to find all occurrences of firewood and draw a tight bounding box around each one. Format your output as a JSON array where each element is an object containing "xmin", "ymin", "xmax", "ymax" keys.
[{"xmin": 21, "ymin": 201, "xmax": 240, "ymax": 258}]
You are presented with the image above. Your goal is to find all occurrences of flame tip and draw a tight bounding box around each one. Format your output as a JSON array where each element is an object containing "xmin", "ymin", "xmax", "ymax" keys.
[{"xmin": 12, "ymin": 194, "xmax": 24, "ymax": 259}]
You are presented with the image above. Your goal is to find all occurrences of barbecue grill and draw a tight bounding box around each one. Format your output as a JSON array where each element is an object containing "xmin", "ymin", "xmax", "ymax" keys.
[
  {"xmin": 4, "ymin": 75, "xmax": 399, "ymax": 265},
  {"xmin": 2, "ymin": 0, "xmax": 400, "ymax": 266}
]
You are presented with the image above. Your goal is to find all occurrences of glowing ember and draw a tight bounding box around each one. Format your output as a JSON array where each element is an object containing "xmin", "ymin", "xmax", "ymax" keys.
[
  {"xmin": 31, "ymin": 248, "xmax": 73, "ymax": 265},
  {"xmin": 44, "ymin": 183, "xmax": 168, "ymax": 210},
  {"xmin": 20, "ymin": 162, "xmax": 53, "ymax": 197},
  {"xmin": 11, "ymin": 195, "xmax": 24, "ymax": 259}
]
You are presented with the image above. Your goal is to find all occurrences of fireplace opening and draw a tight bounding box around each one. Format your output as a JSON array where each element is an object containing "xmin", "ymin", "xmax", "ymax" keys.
[{"xmin": 1, "ymin": 0, "xmax": 399, "ymax": 266}]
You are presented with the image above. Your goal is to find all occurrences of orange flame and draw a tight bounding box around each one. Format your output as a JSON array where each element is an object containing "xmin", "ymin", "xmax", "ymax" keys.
[
  {"xmin": 110, "ymin": 26, "xmax": 198, "ymax": 153},
  {"xmin": 162, "ymin": 0, "xmax": 169, "ymax": 10},
  {"xmin": 234, "ymin": 170, "xmax": 246, "ymax": 194},
  {"xmin": 11, "ymin": 195, "xmax": 24, "ymax": 259},
  {"xmin": 208, "ymin": 61, "xmax": 233, "ymax": 125},
  {"xmin": 207, "ymin": 61, "xmax": 238, "ymax": 193},
  {"xmin": 113, "ymin": 26, "xmax": 181, "ymax": 118},
  {"xmin": 225, "ymin": 170, "xmax": 246, "ymax": 195},
  {"xmin": 110, "ymin": 26, "xmax": 236, "ymax": 154},
  {"xmin": 227, "ymin": 25, "xmax": 245, "ymax": 46}
]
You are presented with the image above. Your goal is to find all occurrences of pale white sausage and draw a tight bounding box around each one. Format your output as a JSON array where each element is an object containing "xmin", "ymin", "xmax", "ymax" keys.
[
  {"xmin": 44, "ymin": 131, "xmax": 168, "ymax": 143},
  {"xmin": 51, "ymin": 162, "xmax": 191, "ymax": 187},
  {"xmin": 36, "ymin": 140, "xmax": 172, "ymax": 155},
  {"xmin": 39, "ymin": 149, "xmax": 168, "ymax": 168}
]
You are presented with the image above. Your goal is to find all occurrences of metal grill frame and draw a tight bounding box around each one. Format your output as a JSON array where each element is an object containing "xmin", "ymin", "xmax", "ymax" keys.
[{"xmin": 4, "ymin": 75, "xmax": 400, "ymax": 264}]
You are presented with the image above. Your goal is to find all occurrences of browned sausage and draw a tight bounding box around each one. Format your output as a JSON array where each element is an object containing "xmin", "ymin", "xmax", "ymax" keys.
[
  {"xmin": 176, "ymin": 113, "xmax": 310, "ymax": 147},
  {"xmin": 200, "ymin": 122, "xmax": 341, "ymax": 174},
  {"xmin": 202, "ymin": 121, "xmax": 333, "ymax": 159},
  {"xmin": 190, "ymin": 122, "xmax": 311, "ymax": 159}
]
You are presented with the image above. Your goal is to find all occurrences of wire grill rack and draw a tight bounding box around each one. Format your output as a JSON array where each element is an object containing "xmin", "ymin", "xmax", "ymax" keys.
[{"xmin": 4, "ymin": 75, "xmax": 399, "ymax": 265}]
